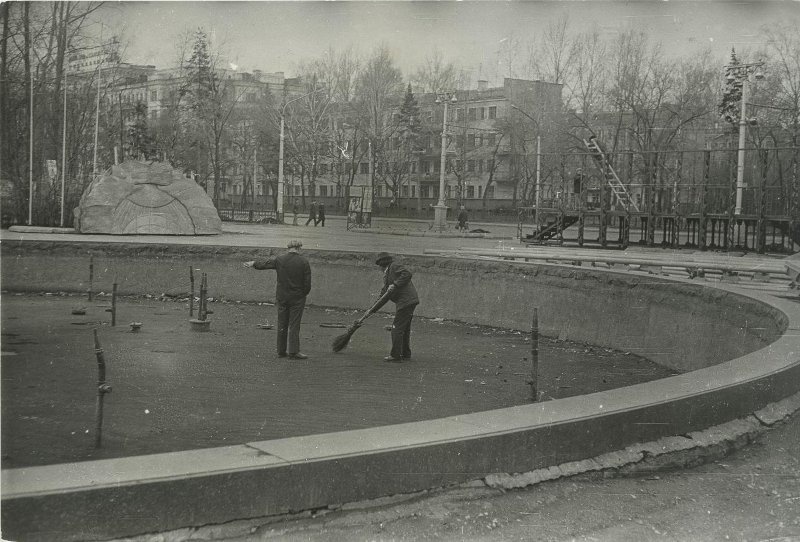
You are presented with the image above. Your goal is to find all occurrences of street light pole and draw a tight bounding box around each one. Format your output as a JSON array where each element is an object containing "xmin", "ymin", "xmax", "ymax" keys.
[
  {"xmin": 735, "ymin": 78, "xmax": 749, "ymax": 215},
  {"xmin": 277, "ymin": 87, "xmax": 326, "ymax": 223},
  {"xmin": 61, "ymin": 67, "xmax": 67, "ymax": 227},
  {"xmin": 434, "ymin": 92, "xmax": 456, "ymax": 230},
  {"xmin": 510, "ymin": 104, "xmax": 542, "ymax": 217},
  {"xmin": 278, "ymin": 113, "xmax": 285, "ymax": 221},
  {"xmin": 732, "ymin": 60, "xmax": 764, "ymax": 216}
]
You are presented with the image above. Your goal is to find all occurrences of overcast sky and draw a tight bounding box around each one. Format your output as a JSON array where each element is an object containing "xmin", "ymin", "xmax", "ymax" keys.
[{"xmin": 100, "ymin": 1, "xmax": 800, "ymax": 85}]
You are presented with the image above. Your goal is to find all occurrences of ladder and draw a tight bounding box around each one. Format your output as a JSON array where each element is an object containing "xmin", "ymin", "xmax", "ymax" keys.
[{"xmin": 583, "ymin": 137, "xmax": 640, "ymax": 213}]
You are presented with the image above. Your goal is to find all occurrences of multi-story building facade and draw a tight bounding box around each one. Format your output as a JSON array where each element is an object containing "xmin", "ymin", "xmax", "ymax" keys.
[{"xmin": 291, "ymin": 77, "xmax": 563, "ymax": 213}]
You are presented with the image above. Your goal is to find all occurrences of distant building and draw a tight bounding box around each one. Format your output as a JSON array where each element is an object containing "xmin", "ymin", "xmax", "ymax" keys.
[{"xmin": 303, "ymin": 77, "xmax": 563, "ymax": 211}]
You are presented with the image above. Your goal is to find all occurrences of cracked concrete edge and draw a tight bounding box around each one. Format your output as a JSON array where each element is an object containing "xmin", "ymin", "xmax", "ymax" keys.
[
  {"xmin": 112, "ymin": 392, "xmax": 800, "ymax": 542},
  {"xmin": 483, "ymin": 390, "xmax": 800, "ymax": 491}
]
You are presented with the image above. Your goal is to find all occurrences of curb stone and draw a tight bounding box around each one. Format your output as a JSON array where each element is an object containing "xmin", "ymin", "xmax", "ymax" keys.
[{"xmin": 483, "ymin": 390, "xmax": 800, "ymax": 491}]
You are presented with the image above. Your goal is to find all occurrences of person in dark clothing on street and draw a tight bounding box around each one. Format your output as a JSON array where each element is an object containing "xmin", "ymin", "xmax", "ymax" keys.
[
  {"xmin": 315, "ymin": 201, "xmax": 326, "ymax": 227},
  {"xmin": 305, "ymin": 201, "xmax": 318, "ymax": 226},
  {"xmin": 372, "ymin": 252, "xmax": 419, "ymax": 362},
  {"xmin": 457, "ymin": 205, "xmax": 469, "ymax": 231},
  {"xmin": 292, "ymin": 199, "xmax": 300, "ymax": 226},
  {"xmin": 244, "ymin": 240, "xmax": 311, "ymax": 359}
]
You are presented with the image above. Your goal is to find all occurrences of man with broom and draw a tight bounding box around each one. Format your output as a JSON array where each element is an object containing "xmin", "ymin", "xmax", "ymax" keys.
[
  {"xmin": 243, "ymin": 240, "xmax": 311, "ymax": 360},
  {"xmin": 373, "ymin": 252, "xmax": 419, "ymax": 362}
]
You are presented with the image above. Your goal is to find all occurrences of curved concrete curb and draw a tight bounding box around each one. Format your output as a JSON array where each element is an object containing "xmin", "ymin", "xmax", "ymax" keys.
[
  {"xmin": 2, "ymin": 243, "xmax": 799, "ymax": 541},
  {"xmin": 484, "ymin": 391, "xmax": 800, "ymax": 490}
]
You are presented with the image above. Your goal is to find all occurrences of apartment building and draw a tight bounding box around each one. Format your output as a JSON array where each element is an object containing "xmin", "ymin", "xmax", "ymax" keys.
[{"xmin": 299, "ymin": 77, "xmax": 563, "ymax": 211}]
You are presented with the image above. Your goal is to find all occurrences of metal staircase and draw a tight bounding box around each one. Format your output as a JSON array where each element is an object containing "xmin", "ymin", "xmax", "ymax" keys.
[
  {"xmin": 523, "ymin": 215, "xmax": 580, "ymax": 244},
  {"xmin": 583, "ymin": 136, "xmax": 640, "ymax": 212}
]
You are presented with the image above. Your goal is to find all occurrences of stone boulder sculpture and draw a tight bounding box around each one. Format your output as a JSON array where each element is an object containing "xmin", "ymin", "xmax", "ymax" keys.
[{"xmin": 74, "ymin": 160, "xmax": 222, "ymax": 235}]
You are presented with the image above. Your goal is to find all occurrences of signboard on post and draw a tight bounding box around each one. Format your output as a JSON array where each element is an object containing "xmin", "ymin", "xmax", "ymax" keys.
[{"xmin": 346, "ymin": 186, "xmax": 373, "ymax": 230}]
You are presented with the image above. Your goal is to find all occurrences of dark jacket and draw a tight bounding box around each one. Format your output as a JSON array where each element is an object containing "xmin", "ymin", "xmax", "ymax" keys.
[
  {"xmin": 254, "ymin": 252, "xmax": 311, "ymax": 303},
  {"xmin": 377, "ymin": 261, "xmax": 419, "ymax": 310}
]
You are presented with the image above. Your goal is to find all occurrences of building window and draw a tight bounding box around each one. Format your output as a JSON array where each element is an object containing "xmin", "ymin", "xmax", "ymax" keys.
[
  {"xmin": 422, "ymin": 161, "xmax": 430, "ymax": 174},
  {"xmin": 319, "ymin": 163, "xmax": 329, "ymax": 175},
  {"xmin": 456, "ymin": 108, "xmax": 464, "ymax": 121},
  {"xmin": 467, "ymin": 134, "xmax": 475, "ymax": 149},
  {"xmin": 478, "ymin": 186, "xmax": 483, "ymax": 198},
  {"xmin": 487, "ymin": 159, "xmax": 495, "ymax": 171},
  {"xmin": 411, "ymin": 161, "xmax": 417, "ymax": 174},
  {"xmin": 477, "ymin": 159, "xmax": 483, "ymax": 173},
  {"xmin": 433, "ymin": 160, "xmax": 440, "ymax": 173},
  {"xmin": 467, "ymin": 160, "xmax": 475, "ymax": 172},
  {"xmin": 411, "ymin": 185, "xmax": 416, "ymax": 198},
  {"xmin": 480, "ymin": 107, "xmax": 486, "ymax": 120},
  {"xmin": 360, "ymin": 162, "xmax": 369, "ymax": 175},
  {"xmin": 468, "ymin": 108, "xmax": 477, "ymax": 121},
  {"xmin": 401, "ymin": 185, "xmax": 409, "ymax": 197},
  {"xmin": 294, "ymin": 186, "xmax": 301, "ymax": 196},
  {"xmin": 488, "ymin": 106, "xmax": 497, "ymax": 119},
  {"xmin": 467, "ymin": 185, "xmax": 475, "ymax": 198},
  {"xmin": 319, "ymin": 185, "xmax": 328, "ymax": 196},
  {"xmin": 375, "ymin": 186, "xmax": 382, "ymax": 197},
  {"xmin": 456, "ymin": 134, "xmax": 464, "ymax": 148},
  {"xmin": 486, "ymin": 133, "xmax": 496, "ymax": 146},
  {"xmin": 150, "ymin": 110, "xmax": 157, "ymax": 120},
  {"xmin": 150, "ymin": 90, "xmax": 157, "ymax": 101},
  {"xmin": 486, "ymin": 185, "xmax": 495, "ymax": 198},
  {"xmin": 256, "ymin": 183, "xmax": 263, "ymax": 196}
]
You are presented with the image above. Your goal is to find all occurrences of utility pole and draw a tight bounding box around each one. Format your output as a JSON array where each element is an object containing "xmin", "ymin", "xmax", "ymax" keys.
[{"xmin": 434, "ymin": 92, "xmax": 456, "ymax": 231}]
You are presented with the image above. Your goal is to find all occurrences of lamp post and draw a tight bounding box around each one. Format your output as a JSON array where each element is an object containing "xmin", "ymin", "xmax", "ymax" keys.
[
  {"xmin": 278, "ymin": 87, "xmax": 326, "ymax": 222},
  {"xmin": 434, "ymin": 92, "xmax": 457, "ymax": 230},
  {"xmin": 730, "ymin": 60, "xmax": 765, "ymax": 215},
  {"xmin": 510, "ymin": 104, "xmax": 542, "ymax": 216}
]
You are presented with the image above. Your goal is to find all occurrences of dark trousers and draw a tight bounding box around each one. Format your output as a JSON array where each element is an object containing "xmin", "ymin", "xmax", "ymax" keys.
[
  {"xmin": 277, "ymin": 296, "xmax": 306, "ymax": 355},
  {"xmin": 390, "ymin": 304, "xmax": 417, "ymax": 359},
  {"xmin": 315, "ymin": 214, "xmax": 325, "ymax": 227},
  {"xmin": 305, "ymin": 214, "xmax": 316, "ymax": 226}
]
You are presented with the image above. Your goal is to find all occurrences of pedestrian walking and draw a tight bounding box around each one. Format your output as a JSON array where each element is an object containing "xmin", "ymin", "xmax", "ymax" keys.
[
  {"xmin": 315, "ymin": 201, "xmax": 326, "ymax": 227},
  {"xmin": 305, "ymin": 200, "xmax": 318, "ymax": 226},
  {"xmin": 372, "ymin": 252, "xmax": 419, "ymax": 362},
  {"xmin": 457, "ymin": 205, "xmax": 469, "ymax": 231},
  {"xmin": 292, "ymin": 199, "xmax": 300, "ymax": 226},
  {"xmin": 243, "ymin": 240, "xmax": 311, "ymax": 359}
]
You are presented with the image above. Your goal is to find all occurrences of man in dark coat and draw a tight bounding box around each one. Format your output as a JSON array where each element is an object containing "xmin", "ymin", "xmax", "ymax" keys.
[
  {"xmin": 315, "ymin": 201, "xmax": 326, "ymax": 227},
  {"xmin": 373, "ymin": 252, "xmax": 419, "ymax": 362},
  {"xmin": 244, "ymin": 240, "xmax": 311, "ymax": 359},
  {"xmin": 305, "ymin": 200, "xmax": 317, "ymax": 226}
]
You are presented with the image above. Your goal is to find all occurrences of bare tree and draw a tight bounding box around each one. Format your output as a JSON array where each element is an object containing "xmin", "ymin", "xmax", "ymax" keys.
[
  {"xmin": 355, "ymin": 45, "xmax": 404, "ymax": 205},
  {"xmin": 412, "ymin": 48, "xmax": 459, "ymax": 93}
]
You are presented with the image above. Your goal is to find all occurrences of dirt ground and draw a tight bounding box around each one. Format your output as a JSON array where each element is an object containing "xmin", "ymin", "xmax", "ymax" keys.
[{"xmin": 0, "ymin": 292, "xmax": 675, "ymax": 469}]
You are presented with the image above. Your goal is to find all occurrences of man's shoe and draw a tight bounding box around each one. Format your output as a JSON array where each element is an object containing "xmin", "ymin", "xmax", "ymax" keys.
[
  {"xmin": 383, "ymin": 356, "xmax": 404, "ymax": 363},
  {"xmin": 277, "ymin": 353, "xmax": 288, "ymax": 358},
  {"xmin": 288, "ymin": 353, "xmax": 308, "ymax": 360}
]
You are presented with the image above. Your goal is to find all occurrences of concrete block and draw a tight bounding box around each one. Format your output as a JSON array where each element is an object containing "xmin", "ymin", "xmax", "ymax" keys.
[
  {"xmin": 594, "ymin": 449, "xmax": 644, "ymax": 470},
  {"xmin": 754, "ymin": 391, "xmax": 800, "ymax": 425},
  {"xmin": 686, "ymin": 417, "xmax": 762, "ymax": 447},
  {"xmin": 634, "ymin": 435, "xmax": 697, "ymax": 457}
]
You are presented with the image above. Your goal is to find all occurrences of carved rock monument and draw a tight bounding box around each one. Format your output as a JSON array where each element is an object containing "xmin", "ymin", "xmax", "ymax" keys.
[{"xmin": 74, "ymin": 160, "xmax": 222, "ymax": 235}]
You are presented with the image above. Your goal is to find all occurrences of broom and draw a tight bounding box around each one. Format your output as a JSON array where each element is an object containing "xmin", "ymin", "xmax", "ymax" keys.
[{"xmin": 332, "ymin": 289, "xmax": 394, "ymax": 352}]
